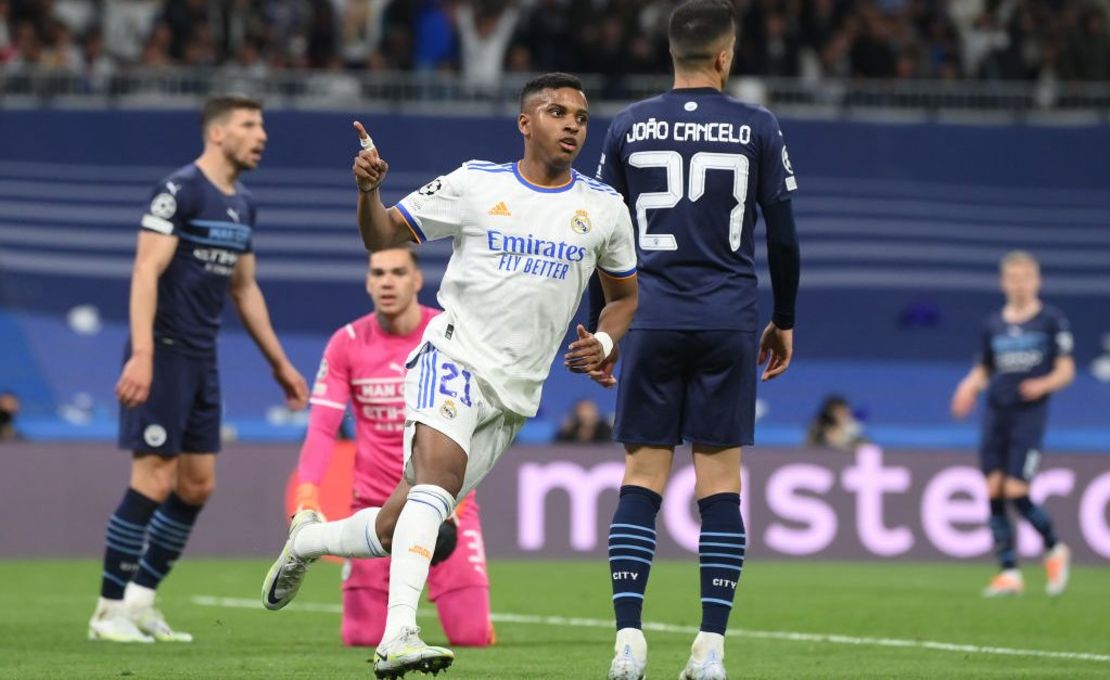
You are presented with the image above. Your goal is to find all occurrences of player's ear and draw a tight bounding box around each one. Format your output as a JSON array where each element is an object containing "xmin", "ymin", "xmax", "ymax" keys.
[
  {"xmin": 518, "ymin": 112, "xmax": 530, "ymax": 139},
  {"xmin": 413, "ymin": 267, "xmax": 424, "ymax": 293}
]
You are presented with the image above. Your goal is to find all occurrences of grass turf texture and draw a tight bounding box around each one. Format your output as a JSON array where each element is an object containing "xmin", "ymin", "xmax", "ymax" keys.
[{"xmin": 2, "ymin": 559, "xmax": 1108, "ymax": 679}]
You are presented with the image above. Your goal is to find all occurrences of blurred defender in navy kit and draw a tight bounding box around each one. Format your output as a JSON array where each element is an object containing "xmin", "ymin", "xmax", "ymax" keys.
[
  {"xmin": 590, "ymin": 1, "xmax": 801, "ymax": 678},
  {"xmin": 89, "ymin": 95, "xmax": 308, "ymax": 643},
  {"xmin": 952, "ymin": 251, "xmax": 1074, "ymax": 598}
]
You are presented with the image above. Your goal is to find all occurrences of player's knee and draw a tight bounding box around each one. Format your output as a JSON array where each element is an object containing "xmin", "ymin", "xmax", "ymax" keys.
[
  {"xmin": 1003, "ymin": 477, "xmax": 1029, "ymax": 498},
  {"xmin": 176, "ymin": 475, "xmax": 215, "ymax": 505}
]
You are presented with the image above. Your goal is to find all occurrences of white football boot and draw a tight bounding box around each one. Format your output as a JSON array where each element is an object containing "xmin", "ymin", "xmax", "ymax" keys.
[
  {"xmin": 608, "ymin": 628, "xmax": 647, "ymax": 680},
  {"xmin": 678, "ymin": 632, "xmax": 727, "ymax": 680},
  {"xmin": 373, "ymin": 626, "xmax": 454, "ymax": 679},
  {"xmin": 87, "ymin": 598, "xmax": 154, "ymax": 643},
  {"xmin": 262, "ymin": 509, "xmax": 323, "ymax": 610},
  {"xmin": 124, "ymin": 582, "xmax": 192, "ymax": 642}
]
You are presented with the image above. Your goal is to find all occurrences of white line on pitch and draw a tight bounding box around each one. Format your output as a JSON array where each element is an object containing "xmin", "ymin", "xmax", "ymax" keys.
[{"xmin": 191, "ymin": 595, "xmax": 1110, "ymax": 664}]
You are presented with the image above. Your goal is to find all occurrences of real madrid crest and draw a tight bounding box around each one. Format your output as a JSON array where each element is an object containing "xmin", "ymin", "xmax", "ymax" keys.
[
  {"xmin": 440, "ymin": 399, "xmax": 458, "ymax": 420},
  {"xmin": 570, "ymin": 209, "xmax": 592, "ymax": 235}
]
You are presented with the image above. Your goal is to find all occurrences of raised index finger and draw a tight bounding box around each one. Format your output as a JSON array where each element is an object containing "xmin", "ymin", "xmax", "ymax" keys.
[{"xmin": 353, "ymin": 121, "xmax": 375, "ymax": 150}]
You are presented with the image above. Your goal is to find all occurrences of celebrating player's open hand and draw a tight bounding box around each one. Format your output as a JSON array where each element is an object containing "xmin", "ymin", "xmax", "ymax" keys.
[
  {"xmin": 352, "ymin": 121, "xmax": 389, "ymax": 192},
  {"xmin": 565, "ymin": 324, "xmax": 606, "ymax": 375},
  {"xmin": 116, "ymin": 354, "xmax": 153, "ymax": 408},
  {"xmin": 274, "ymin": 361, "xmax": 309, "ymax": 411},
  {"xmin": 759, "ymin": 322, "xmax": 793, "ymax": 381}
]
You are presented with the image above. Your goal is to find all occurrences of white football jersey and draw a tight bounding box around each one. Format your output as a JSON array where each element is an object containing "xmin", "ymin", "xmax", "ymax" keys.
[{"xmin": 395, "ymin": 160, "xmax": 637, "ymax": 417}]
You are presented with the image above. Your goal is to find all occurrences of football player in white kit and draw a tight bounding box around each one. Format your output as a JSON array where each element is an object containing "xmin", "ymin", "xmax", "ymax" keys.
[{"xmin": 262, "ymin": 73, "xmax": 639, "ymax": 679}]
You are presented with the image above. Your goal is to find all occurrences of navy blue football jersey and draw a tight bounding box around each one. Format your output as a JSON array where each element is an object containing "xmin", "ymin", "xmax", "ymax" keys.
[
  {"xmin": 980, "ymin": 305, "xmax": 1073, "ymax": 408},
  {"xmin": 597, "ymin": 87, "xmax": 797, "ymax": 331},
  {"xmin": 140, "ymin": 164, "xmax": 257, "ymax": 355}
]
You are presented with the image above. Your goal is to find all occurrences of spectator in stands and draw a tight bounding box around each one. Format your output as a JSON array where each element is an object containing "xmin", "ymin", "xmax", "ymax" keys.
[
  {"xmin": 82, "ymin": 28, "xmax": 117, "ymax": 91},
  {"xmin": 340, "ymin": 0, "xmax": 396, "ymax": 68},
  {"xmin": 555, "ymin": 399, "xmax": 613, "ymax": 444},
  {"xmin": 805, "ymin": 394, "xmax": 866, "ymax": 452},
  {"xmin": 139, "ymin": 23, "xmax": 174, "ymax": 69},
  {"xmin": 5, "ymin": 19, "xmax": 41, "ymax": 72},
  {"xmin": 412, "ymin": 0, "xmax": 456, "ymax": 71},
  {"xmin": 516, "ymin": 0, "xmax": 573, "ymax": 73},
  {"xmin": 0, "ymin": 0, "xmax": 13, "ymax": 65},
  {"xmin": 1060, "ymin": 7, "xmax": 1110, "ymax": 81},
  {"xmin": 103, "ymin": 0, "xmax": 160, "ymax": 63},
  {"xmin": 457, "ymin": 0, "xmax": 520, "ymax": 91},
  {"xmin": 161, "ymin": 0, "xmax": 210, "ymax": 62},
  {"xmin": 0, "ymin": 391, "xmax": 20, "ymax": 442}
]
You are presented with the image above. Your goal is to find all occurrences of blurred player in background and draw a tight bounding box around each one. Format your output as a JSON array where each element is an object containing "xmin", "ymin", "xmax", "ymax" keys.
[
  {"xmin": 951, "ymin": 250, "xmax": 1074, "ymax": 598},
  {"xmin": 262, "ymin": 72, "xmax": 638, "ymax": 679},
  {"xmin": 90, "ymin": 95, "xmax": 308, "ymax": 643},
  {"xmin": 591, "ymin": 1, "xmax": 801, "ymax": 677},
  {"xmin": 293, "ymin": 247, "xmax": 494, "ymax": 648}
]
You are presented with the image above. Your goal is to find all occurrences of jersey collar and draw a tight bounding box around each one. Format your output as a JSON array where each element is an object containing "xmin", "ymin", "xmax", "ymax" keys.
[{"xmin": 512, "ymin": 162, "xmax": 577, "ymax": 194}]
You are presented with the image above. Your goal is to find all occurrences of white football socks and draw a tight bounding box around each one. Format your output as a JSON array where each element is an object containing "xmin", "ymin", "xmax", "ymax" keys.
[
  {"xmin": 382, "ymin": 485, "xmax": 455, "ymax": 643},
  {"xmin": 292, "ymin": 507, "xmax": 387, "ymax": 560}
]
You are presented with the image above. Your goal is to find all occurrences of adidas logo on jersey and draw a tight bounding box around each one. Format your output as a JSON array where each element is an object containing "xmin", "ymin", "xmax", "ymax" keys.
[{"xmin": 488, "ymin": 201, "xmax": 511, "ymax": 217}]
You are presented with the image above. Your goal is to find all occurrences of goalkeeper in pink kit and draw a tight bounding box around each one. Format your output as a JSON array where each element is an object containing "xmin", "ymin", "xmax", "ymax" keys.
[{"xmin": 294, "ymin": 246, "xmax": 494, "ymax": 647}]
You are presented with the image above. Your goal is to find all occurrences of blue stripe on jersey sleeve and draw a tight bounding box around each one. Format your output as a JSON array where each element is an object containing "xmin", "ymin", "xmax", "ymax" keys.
[
  {"xmin": 393, "ymin": 202, "xmax": 427, "ymax": 243},
  {"xmin": 599, "ymin": 265, "xmax": 637, "ymax": 279}
]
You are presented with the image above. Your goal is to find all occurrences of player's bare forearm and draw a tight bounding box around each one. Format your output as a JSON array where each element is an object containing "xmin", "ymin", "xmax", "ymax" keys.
[
  {"xmin": 1036, "ymin": 357, "xmax": 1076, "ymax": 395},
  {"xmin": 959, "ymin": 365, "xmax": 989, "ymax": 393},
  {"xmin": 127, "ymin": 265, "xmax": 160, "ymax": 357},
  {"xmin": 596, "ymin": 274, "xmax": 638, "ymax": 343},
  {"xmin": 231, "ymin": 280, "xmax": 288, "ymax": 368},
  {"xmin": 356, "ymin": 190, "xmax": 411, "ymax": 252},
  {"xmin": 951, "ymin": 365, "xmax": 988, "ymax": 418}
]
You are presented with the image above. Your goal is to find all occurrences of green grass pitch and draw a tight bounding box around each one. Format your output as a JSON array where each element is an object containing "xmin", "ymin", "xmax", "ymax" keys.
[{"xmin": 3, "ymin": 558, "xmax": 1109, "ymax": 679}]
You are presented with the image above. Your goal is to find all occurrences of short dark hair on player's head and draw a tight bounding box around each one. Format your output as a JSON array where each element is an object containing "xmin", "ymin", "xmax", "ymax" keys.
[
  {"xmin": 369, "ymin": 246, "xmax": 420, "ymax": 267},
  {"xmin": 520, "ymin": 73, "xmax": 584, "ymax": 111},
  {"xmin": 201, "ymin": 94, "xmax": 262, "ymax": 131},
  {"xmin": 669, "ymin": 0, "xmax": 736, "ymax": 66}
]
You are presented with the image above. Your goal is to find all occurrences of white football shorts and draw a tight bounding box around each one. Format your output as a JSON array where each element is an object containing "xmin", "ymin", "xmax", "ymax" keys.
[{"xmin": 402, "ymin": 342, "xmax": 525, "ymax": 501}]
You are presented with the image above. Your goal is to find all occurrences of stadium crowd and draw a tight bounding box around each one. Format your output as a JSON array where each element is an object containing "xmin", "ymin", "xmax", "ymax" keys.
[{"xmin": 1, "ymin": 0, "xmax": 1108, "ymax": 89}]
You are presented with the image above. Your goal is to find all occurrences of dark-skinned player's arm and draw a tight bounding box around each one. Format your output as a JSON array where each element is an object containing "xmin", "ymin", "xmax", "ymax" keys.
[
  {"xmin": 760, "ymin": 199, "xmax": 800, "ymax": 381},
  {"xmin": 572, "ymin": 272, "xmax": 638, "ymax": 387},
  {"xmin": 351, "ymin": 121, "xmax": 416, "ymax": 251}
]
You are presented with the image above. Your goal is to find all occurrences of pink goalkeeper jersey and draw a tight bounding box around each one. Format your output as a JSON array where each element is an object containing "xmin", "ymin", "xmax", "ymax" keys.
[{"xmin": 299, "ymin": 306, "xmax": 439, "ymax": 505}]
